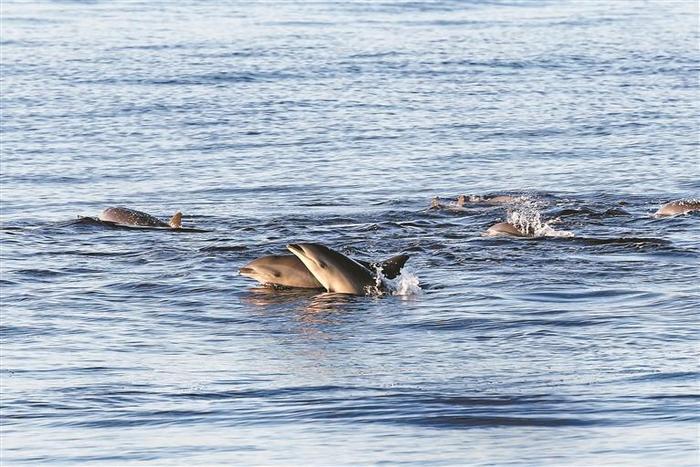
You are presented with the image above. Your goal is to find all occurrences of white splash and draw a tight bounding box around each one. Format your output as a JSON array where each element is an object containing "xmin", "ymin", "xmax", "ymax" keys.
[
  {"xmin": 385, "ymin": 267, "xmax": 422, "ymax": 296},
  {"xmin": 365, "ymin": 266, "xmax": 387, "ymax": 296},
  {"xmin": 391, "ymin": 268, "xmax": 422, "ymax": 296},
  {"xmin": 366, "ymin": 265, "xmax": 422, "ymax": 296},
  {"xmin": 507, "ymin": 205, "xmax": 574, "ymax": 238}
]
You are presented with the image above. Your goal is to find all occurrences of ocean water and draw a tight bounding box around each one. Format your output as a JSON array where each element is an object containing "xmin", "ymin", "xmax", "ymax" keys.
[{"xmin": 1, "ymin": 0, "xmax": 699, "ymax": 465}]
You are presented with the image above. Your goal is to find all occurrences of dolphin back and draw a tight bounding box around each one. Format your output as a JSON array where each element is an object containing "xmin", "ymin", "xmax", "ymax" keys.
[
  {"xmin": 99, "ymin": 207, "xmax": 170, "ymax": 228},
  {"xmin": 656, "ymin": 199, "xmax": 700, "ymax": 216}
]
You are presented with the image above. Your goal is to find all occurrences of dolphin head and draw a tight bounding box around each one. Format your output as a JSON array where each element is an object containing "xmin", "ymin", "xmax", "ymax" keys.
[
  {"xmin": 239, "ymin": 255, "xmax": 322, "ymax": 289},
  {"xmin": 239, "ymin": 263, "xmax": 280, "ymax": 284},
  {"xmin": 287, "ymin": 243, "xmax": 376, "ymax": 295}
]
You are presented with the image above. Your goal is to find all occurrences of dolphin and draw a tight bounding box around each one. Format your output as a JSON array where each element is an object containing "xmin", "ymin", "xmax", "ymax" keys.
[
  {"xmin": 240, "ymin": 255, "xmax": 323, "ymax": 289},
  {"xmin": 240, "ymin": 253, "xmax": 410, "ymax": 289},
  {"xmin": 430, "ymin": 196, "xmax": 467, "ymax": 210},
  {"xmin": 655, "ymin": 199, "xmax": 700, "ymax": 217},
  {"xmin": 431, "ymin": 194, "xmax": 519, "ymax": 210},
  {"xmin": 484, "ymin": 222, "xmax": 528, "ymax": 237},
  {"xmin": 98, "ymin": 207, "xmax": 182, "ymax": 228},
  {"xmin": 286, "ymin": 243, "xmax": 384, "ymax": 295},
  {"xmin": 456, "ymin": 194, "xmax": 519, "ymax": 206}
]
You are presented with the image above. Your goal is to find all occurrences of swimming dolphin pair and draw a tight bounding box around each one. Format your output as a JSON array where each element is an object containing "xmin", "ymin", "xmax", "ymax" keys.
[
  {"xmin": 98, "ymin": 207, "xmax": 182, "ymax": 228},
  {"xmin": 240, "ymin": 243, "xmax": 410, "ymax": 295}
]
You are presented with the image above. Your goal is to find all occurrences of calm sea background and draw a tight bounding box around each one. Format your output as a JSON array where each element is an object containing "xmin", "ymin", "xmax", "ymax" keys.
[{"xmin": 1, "ymin": 0, "xmax": 699, "ymax": 465}]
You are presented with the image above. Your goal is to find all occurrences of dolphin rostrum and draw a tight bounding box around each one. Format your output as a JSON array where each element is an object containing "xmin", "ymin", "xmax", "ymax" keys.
[
  {"xmin": 286, "ymin": 243, "xmax": 399, "ymax": 295},
  {"xmin": 98, "ymin": 207, "xmax": 182, "ymax": 228}
]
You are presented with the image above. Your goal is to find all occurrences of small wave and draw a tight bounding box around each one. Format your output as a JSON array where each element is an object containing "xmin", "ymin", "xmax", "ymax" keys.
[
  {"xmin": 553, "ymin": 207, "xmax": 630, "ymax": 218},
  {"xmin": 200, "ymin": 245, "xmax": 248, "ymax": 252},
  {"xmin": 42, "ymin": 249, "xmax": 136, "ymax": 257},
  {"xmin": 14, "ymin": 268, "xmax": 63, "ymax": 277},
  {"xmin": 576, "ymin": 237, "xmax": 672, "ymax": 248},
  {"xmin": 166, "ymin": 387, "xmax": 596, "ymax": 428},
  {"xmin": 409, "ymin": 414, "xmax": 593, "ymax": 428},
  {"xmin": 517, "ymin": 289, "xmax": 660, "ymax": 303},
  {"xmin": 72, "ymin": 216, "xmax": 211, "ymax": 232},
  {"xmin": 623, "ymin": 371, "xmax": 698, "ymax": 383},
  {"xmin": 113, "ymin": 44, "xmax": 189, "ymax": 51},
  {"xmin": 82, "ymin": 71, "xmax": 299, "ymax": 87}
]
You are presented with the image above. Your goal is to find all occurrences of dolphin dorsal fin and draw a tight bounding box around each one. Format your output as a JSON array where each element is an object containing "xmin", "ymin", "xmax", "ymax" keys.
[
  {"xmin": 356, "ymin": 254, "xmax": 410, "ymax": 279},
  {"xmin": 378, "ymin": 254, "xmax": 410, "ymax": 279},
  {"xmin": 169, "ymin": 211, "xmax": 182, "ymax": 229}
]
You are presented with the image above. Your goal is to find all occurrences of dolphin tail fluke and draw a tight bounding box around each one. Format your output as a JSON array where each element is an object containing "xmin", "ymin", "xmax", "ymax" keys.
[
  {"xmin": 169, "ymin": 211, "xmax": 183, "ymax": 229},
  {"xmin": 377, "ymin": 254, "xmax": 410, "ymax": 279}
]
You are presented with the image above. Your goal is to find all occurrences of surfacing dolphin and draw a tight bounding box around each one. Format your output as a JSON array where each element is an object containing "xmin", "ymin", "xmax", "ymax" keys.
[
  {"xmin": 655, "ymin": 199, "xmax": 700, "ymax": 217},
  {"xmin": 287, "ymin": 243, "xmax": 394, "ymax": 295},
  {"xmin": 483, "ymin": 222, "xmax": 528, "ymax": 237},
  {"xmin": 240, "ymin": 252, "xmax": 410, "ymax": 290},
  {"xmin": 430, "ymin": 194, "xmax": 520, "ymax": 210},
  {"xmin": 98, "ymin": 207, "xmax": 182, "ymax": 228},
  {"xmin": 456, "ymin": 194, "xmax": 520, "ymax": 206},
  {"xmin": 240, "ymin": 255, "xmax": 323, "ymax": 289}
]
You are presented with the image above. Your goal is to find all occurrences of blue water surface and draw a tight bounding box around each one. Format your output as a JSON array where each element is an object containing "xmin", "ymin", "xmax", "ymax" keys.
[{"xmin": 1, "ymin": 0, "xmax": 699, "ymax": 465}]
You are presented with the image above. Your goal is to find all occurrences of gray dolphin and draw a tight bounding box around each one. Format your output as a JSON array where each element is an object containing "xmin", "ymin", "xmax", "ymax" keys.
[
  {"xmin": 240, "ymin": 255, "xmax": 323, "ymax": 289},
  {"xmin": 286, "ymin": 243, "xmax": 386, "ymax": 295},
  {"xmin": 456, "ymin": 194, "xmax": 520, "ymax": 206},
  {"xmin": 98, "ymin": 207, "xmax": 182, "ymax": 228},
  {"xmin": 655, "ymin": 199, "xmax": 700, "ymax": 217},
  {"xmin": 240, "ymin": 252, "xmax": 410, "ymax": 290},
  {"xmin": 431, "ymin": 194, "xmax": 520, "ymax": 210},
  {"xmin": 484, "ymin": 222, "xmax": 528, "ymax": 237}
]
